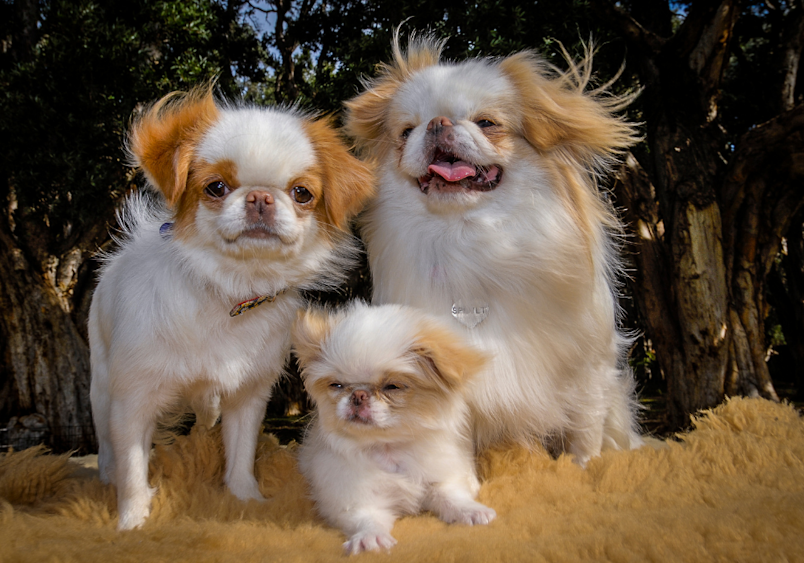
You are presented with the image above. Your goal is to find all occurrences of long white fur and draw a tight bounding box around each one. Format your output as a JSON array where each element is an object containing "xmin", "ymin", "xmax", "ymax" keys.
[
  {"xmin": 89, "ymin": 103, "xmax": 365, "ymax": 531},
  {"xmin": 295, "ymin": 303, "xmax": 495, "ymax": 555},
  {"xmin": 349, "ymin": 36, "xmax": 643, "ymax": 465}
]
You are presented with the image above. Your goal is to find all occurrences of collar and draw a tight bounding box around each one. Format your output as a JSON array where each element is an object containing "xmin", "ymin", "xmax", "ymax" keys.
[
  {"xmin": 230, "ymin": 290, "xmax": 286, "ymax": 317},
  {"xmin": 160, "ymin": 223, "xmax": 287, "ymax": 318}
]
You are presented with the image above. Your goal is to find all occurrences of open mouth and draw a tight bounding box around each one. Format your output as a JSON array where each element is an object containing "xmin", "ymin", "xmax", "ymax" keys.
[{"xmin": 417, "ymin": 149, "xmax": 502, "ymax": 194}]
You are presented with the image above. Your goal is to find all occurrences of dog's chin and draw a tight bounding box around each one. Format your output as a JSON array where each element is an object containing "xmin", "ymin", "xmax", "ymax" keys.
[
  {"xmin": 409, "ymin": 177, "xmax": 490, "ymax": 212},
  {"xmin": 347, "ymin": 415, "xmax": 374, "ymax": 427},
  {"xmin": 222, "ymin": 224, "xmax": 300, "ymax": 248}
]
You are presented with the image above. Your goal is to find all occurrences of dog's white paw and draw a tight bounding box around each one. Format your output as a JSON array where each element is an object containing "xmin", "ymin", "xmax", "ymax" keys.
[
  {"xmin": 343, "ymin": 531, "xmax": 397, "ymax": 555},
  {"xmin": 227, "ymin": 476, "xmax": 265, "ymax": 502},
  {"xmin": 117, "ymin": 487, "xmax": 156, "ymax": 531},
  {"xmin": 441, "ymin": 501, "xmax": 497, "ymax": 526}
]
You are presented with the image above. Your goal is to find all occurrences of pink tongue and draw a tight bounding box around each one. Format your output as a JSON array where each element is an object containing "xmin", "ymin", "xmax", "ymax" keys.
[{"xmin": 428, "ymin": 160, "xmax": 476, "ymax": 182}]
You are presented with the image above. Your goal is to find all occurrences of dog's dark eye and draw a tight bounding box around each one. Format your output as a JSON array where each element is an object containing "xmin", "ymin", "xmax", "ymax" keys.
[
  {"xmin": 476, "ymin": 119, "xmax": 496, "ymax": 128},
  {"xmin": 383, "ymin": 383, "xmax": 402, "ymax": 391},
  {"xmin": 291, "ymin": 186, "xmax": 313, "ymax": 204},
  {"xmin": 205, "ymin": 181, "xmax": 230, "ymax": 198},
  {"xmin": 401, "ymin": 128, "xmax": 413, "ymax": 139},
  {"xmin": 329, "ymin": 382, "xmax": 343, "ymax": 390}
]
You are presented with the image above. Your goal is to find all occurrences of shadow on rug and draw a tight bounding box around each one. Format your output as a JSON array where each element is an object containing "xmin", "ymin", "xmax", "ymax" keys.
[{"xmin": 1, "ymin": 397, "xmax": 803, "ymax": 562}]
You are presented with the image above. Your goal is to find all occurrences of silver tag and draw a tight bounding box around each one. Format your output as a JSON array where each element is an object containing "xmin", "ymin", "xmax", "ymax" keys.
[{"xmin": 451, "ymin": 302, "xmax": 489, "ymax": 329}]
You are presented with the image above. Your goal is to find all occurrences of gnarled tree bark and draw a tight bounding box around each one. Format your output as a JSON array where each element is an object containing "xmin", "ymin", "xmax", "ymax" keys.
[{"xmin": 596, "ymin": 0, "xmax": 804, "ymax": 428}]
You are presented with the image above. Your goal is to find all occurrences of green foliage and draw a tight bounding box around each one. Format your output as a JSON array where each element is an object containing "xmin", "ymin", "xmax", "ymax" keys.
[
  {"xmin": 721, "ymin": 0, "xmax": 797, "ymax": 132},
  {"xmin": 0, "ymin": 0, "xmax": 264, "ymax": 255},
  {"xmin": 255, "ymin": 0, "xmax": 630, "ymax": 115}
]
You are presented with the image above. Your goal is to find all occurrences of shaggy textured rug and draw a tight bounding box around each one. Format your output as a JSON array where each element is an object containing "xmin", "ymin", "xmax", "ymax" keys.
[{"xmin": 1, "ymin": 397, "xmax": 802, "ymax": 563}]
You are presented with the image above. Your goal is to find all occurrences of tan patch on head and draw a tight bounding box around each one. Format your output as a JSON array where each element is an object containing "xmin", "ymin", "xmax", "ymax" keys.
[
  {"xmin": 499, "ymin": 50, "xmax": 639, "ymax": 167},
  {"xmin": 172, "ymin": 159, "xmax": 239, "ymax": 237},
  {"xmin": 411, "ymin": 320, "xmax": 489, "ymax": 392},
  {"xmin": 292, "ymin": 307, "xmax": 338, "ymax": 372},
  {"xmin": 344, "ymin": 32, "xmax": 445, "ymax": 157},
  {"xmin": 129, "ymin": 85, "xmax": 220, "ymax": 206},
  {"xmin": 302, "ymin": 118, "xmax": 375, "ymax": 232}
]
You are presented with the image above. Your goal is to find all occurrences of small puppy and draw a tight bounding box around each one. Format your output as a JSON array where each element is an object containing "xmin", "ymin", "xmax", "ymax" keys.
[
  {"xmin": 89, "ymin": 87, "xmax": 374, "ymax": 530},
  {"xmin": 293, "ymin": 302, "xmax": 496, "ymax": 555},
  {"xmin": 345, "ymin": 34, "xmax": 643, "ymax": 465}
]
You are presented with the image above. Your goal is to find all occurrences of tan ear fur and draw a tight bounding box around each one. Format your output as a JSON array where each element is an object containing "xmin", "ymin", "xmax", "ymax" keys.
[
  {"xmin": 411, "ymin": 320, "xmax": 490, "ymax": 391},
  {"xmin": 303, "ymin": 118, "xmax": 376, "ymax": 231},
  {"xmin": 499, "ymin": 49, "xmax": 639, "ymax": 170},
  {"xmin": 344, "ymin": 31, "xmax": 445, "ymax": 156},
  {"xmin": 292, "ymin": 308, "xmax": 336, "ymax": 372},
  {"xmin": 128, "ymin": 85, "xmax": 219, "ymax": 207},
  {"xmin": 343, "ymin": 81, "xmax": 399, "ymax": 155}
]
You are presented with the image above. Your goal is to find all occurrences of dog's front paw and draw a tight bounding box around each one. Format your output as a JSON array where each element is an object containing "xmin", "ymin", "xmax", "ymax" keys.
[
  {"xmin": 441, "ymin": 501, "xmax": 497, "ymax": 526},
  {"xmin": 117, "ymin": 486, "xmax": 156, "ymax": 531},
  {"xmin": 343, "ymin": 531, "xmax": 397, "ymax": 555},
  {"xmin": 226, "ymin": 476, "xmax": 265, "ymax": 502}
]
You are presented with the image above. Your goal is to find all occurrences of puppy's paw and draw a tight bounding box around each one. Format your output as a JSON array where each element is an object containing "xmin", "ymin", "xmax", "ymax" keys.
[
  {"xmin": 343, "ymin": 531, "xmax": 397, "ymax": 555},
  {"xmin": 441, "ymin": 501, "xmax": 497, "ymax": 526}
]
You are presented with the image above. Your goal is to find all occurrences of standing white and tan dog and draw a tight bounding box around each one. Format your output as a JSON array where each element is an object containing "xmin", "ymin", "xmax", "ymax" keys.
[
  {"xmin": 89, "ymin": 87, "xmax": 373, "ymax": 530},
  {"xmin": 345, "ymin": 34, "xmax": 643, "ymax": 465}
]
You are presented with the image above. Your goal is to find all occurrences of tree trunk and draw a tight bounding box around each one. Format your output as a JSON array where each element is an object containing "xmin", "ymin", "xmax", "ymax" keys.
[
  {"xmin": 614, "ymin": 151, "xmax": 732, "ymax": 429},
  {"xmin": 0, "ymin": 227, "xmax": 94, "ymax": 452},
  {"xmin": 595, "ymin": 0, "xmax": 804, "ymax": 429},
  {"xmin": 615, "ymin": 104, "xmax": 804, "ymax": 428},
  {"xmin": 721, "ymin": 104, "xmax": 804, "ymax": 398}
]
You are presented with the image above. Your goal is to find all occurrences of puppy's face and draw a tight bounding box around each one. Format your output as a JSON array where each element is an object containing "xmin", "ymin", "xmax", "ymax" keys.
[
  {"xmin": 130, "ymin": 89, "xmax": 374, "ymax": 260},
  {"xmin": 293, "ymin": 304, "xmax": 487, "ymax": 440},
  {"xmin": 345, "ymin": 36, "xmax": 638, "ymax": 214}
]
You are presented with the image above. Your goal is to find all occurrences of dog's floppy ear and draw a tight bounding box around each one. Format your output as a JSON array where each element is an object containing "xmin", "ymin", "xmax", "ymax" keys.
[
  {"xmin": 128, "ymin": 86, "xmax": 219, "ymax": 206},
  {"xmin": 292, "ymin": 307, "xmax": 336, "ymax": 372},
  {"xmin": 343, "ymin": 79, "xmax": 398, "ymax": 155},
  {"xmin": 304, "ymin": 118, "xmax": 376, "ymax": 231},
  {"xmin": 410, "ymin": 320, "xmax": 489, "ymax": 391},
  {"xmin": 500, "ymin": 50, "xmax": 639, "ymax": 170},
  {"xmin": 344, "ymin": 31, "xmax": 444, "ymax": 156}
]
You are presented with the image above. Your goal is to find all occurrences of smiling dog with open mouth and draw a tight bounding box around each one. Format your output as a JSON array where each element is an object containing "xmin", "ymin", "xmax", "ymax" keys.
[{"xmin": 345, "ymin": 33, "xmax": 643, "ymax": 466}]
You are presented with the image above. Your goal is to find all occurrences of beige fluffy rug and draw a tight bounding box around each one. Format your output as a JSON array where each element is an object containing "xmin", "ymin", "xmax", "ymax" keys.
[{"xmin": 1, "ymin": 397, "xmax": 803, "ymax": 562}]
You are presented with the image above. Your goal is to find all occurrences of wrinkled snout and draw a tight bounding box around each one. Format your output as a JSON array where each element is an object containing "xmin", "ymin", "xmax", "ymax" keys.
[
  {"xmin": 351, "ymin": 389, "xmax": 369, "ymax": 407},
  {"xmin": 347, "ymin": 388, "xmax": 373, "ymax": 424},
  {"xmin": 427, "ymin": 116, "xmax": 456, "ymax": 147}
]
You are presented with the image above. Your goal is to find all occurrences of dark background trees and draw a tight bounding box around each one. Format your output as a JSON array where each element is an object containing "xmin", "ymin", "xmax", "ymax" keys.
[{"xmin": 1, "ymin": 0, "xmax": 801, "ymax": 451}]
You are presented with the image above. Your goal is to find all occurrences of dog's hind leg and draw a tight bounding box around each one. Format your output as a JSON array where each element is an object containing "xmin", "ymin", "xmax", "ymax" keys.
[
  {"xmin": 110, "ymin": 396, "xmax": 158, "ymax": 531},
  {"xmin": 90, "ymin": 370, "xmax": 115, "ymax": 485},
  {"xmin": 601, "ymin": 372, "xmax": 644, "ymax": 451},
  {"xmin": 191, "ymin": 393, "xmax": 221, "ymax": 429}
]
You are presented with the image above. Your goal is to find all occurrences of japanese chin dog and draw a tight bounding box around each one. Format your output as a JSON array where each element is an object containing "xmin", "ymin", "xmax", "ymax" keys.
[
  {"xmin": 293, "ymin": 302, "xmax": 496, "ymax": 555},
  {"xmin": 88, "ymin": 87, "xmax": 374, "ymax": 530},
  {"xmin": 344, "ymin": 33, "xmax": 643, "ymax": 466}
]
